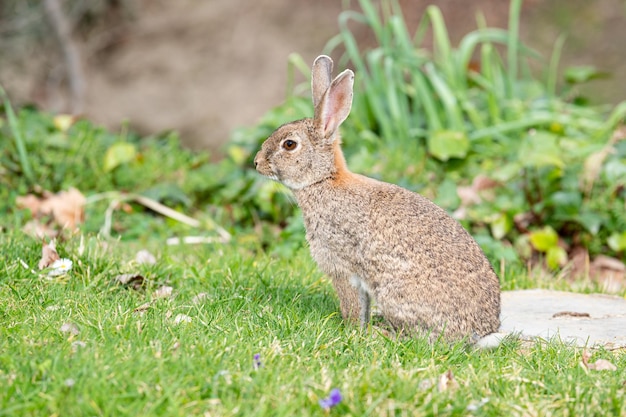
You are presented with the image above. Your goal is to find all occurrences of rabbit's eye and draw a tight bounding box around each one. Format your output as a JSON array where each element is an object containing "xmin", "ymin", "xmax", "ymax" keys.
[{"xmin": 282, "ymin": 139, "xmax": 297, "ymax": 151}]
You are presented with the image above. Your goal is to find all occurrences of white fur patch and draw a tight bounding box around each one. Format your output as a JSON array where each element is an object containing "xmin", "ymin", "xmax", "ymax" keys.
[
  {"xmin": 350, "ymin": 275, "xmax": 371, "ymax": 295},
  {"xmin": 475, "ymin": 332, "xmax": 507, "ymax": 349}
]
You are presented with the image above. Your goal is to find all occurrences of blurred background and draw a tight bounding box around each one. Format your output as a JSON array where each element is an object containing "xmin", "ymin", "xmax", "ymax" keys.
[{"xmin": 1, "ymin": 0, "xmax": 625, "ymax": 151}]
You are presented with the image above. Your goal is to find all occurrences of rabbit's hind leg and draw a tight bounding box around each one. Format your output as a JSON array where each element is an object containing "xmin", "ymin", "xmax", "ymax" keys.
[{"xmin": 350, "ymin": 275, "xmax": 372, "ymax": 328}]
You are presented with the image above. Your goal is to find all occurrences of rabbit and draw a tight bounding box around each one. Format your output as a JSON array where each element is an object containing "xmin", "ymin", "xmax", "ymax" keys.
[{"xmin": 254, "ymin": 55, "xmax": 501, "ymax": 343}]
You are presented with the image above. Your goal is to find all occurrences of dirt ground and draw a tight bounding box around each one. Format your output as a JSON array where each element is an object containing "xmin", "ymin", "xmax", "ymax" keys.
[{"xmin": 1, "ymin": 0, "xmax": 625, "ymax": 151}]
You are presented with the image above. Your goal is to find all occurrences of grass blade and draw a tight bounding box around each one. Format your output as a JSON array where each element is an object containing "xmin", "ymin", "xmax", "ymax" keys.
[{"xmin": 1, "ymin": 86, "xmax": 34, "ymax": 185}]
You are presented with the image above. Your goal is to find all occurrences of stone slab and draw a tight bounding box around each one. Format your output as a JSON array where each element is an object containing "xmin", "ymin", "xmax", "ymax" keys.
[{"xmin": 500, "ymin": 289, "xmax": 626, "ymax": 348}]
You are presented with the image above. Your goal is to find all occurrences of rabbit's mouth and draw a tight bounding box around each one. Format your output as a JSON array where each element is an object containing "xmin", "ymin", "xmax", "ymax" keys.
[{"xmin": 255, "ymin": 163, "xmax": 278, "ymax": 181}]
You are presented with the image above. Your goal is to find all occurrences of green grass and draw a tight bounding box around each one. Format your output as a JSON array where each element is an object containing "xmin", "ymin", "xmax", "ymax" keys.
[
  {"xmin": 1, "ymin": 234, "xmax": 624, "ymax": 416},
  {"xmin": 1, "ymin": 0, "xmax": 625, "ymax": 414}
]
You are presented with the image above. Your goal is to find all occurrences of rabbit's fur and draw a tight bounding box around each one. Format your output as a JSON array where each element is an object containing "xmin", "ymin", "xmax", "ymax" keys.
[{"xmin": 254, "ymin": 55, "xmax": 500, "ymax": 342}]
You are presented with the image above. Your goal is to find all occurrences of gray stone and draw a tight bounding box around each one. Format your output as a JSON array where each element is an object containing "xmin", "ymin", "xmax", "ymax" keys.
[{"xmin": 500, "ymin": 289, "xmax": 626, "ymax": 348}]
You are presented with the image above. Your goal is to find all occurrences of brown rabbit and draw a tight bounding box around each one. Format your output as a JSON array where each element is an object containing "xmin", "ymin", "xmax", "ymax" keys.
[{"xmin": 254, "ymin": 55, "xmax": 500, "ymax": 343}]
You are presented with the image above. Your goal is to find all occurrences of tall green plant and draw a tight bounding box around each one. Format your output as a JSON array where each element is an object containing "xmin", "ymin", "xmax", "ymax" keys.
[{"xmin": 316, "ymin": 0, "xmax": 626, "ymax": 266}]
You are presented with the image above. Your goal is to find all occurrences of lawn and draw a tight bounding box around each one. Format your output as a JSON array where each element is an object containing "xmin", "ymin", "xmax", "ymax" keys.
[
  {"xmin": 2, "ymin": 0, "xmax": 625, "ymax": 414},
  {"xmin": 1, "ymin": 235, "xmax": 624, "ymax": 416}
]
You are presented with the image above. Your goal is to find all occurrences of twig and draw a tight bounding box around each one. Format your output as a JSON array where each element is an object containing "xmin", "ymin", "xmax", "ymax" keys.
[
  {"xmin": 85, "ymin": 191, "xmax": 232, "ymax": 242},
  {"xmin": 166, "ymin": 236, "xmax": 230, "ymax": 245},
  {"xmin": 132, "ymin": 194, "xmax": 201, "ymax": 228},
  {"xmin": 43, "ymin": 0, "xmax": 85, "ymax": 114}
]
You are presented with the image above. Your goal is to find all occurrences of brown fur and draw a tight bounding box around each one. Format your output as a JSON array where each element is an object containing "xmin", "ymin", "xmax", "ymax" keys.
[{"xmin": 254, "ymin": 55, "xmax": 500, "ymax": 342}]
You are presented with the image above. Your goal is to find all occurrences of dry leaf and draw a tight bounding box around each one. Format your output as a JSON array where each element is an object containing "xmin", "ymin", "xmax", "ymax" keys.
[
  {"xmin": 466, "ymin": 398, "xmax": 490, "ymax": 412},
  {"xmin": 173, "ymin": 314, "xmax": 192, "ymax": 325},
  {"xmin": 133, "ymin": 302, "xmax": 152, "ymax": 313},
  {"xmin": 115, "ymin": 273, "xmax": 145, "ymax": 291},
  {"xmin": 17, "ymin": 188, "xmax": 85, "ymax": 234},
  {"xmin": 588, "ymin": 359, "xmax": 618, "ymax": 371},
  {"xmin": 513, "ymin": 212, "xmax": 534, "ymax": 233},
  {"xmin": 472, "ymin": 174, "xmax": 499, "ymax": 191},
  {"xmin": 437, "ymin": 370, "xmax": 459, "ymax": 392},
  {"xmin": 592, "ymin": 255, "xmax": 626, "ymax": 272},
  {"xmin": 47, "ymin": 188, "xmax": 85, "ymax": 229},
  {"xmin": 590, "ymin": 255, "xmax": 626, "ymax": 293},
  {"xmin": 71, "ymin": 341, "xmax": 87, "ymax": 353},
  {"xmin": 136, "ymin": 249, "xmax": 156, "ymax": 265},
  {"xmin": 154, "ymin": 285, "xmax": 173, "ymax": 299},
  {"xmin": 60, "ymin": 322, "xmax": 80, "ymax": 336},
  {"xmin": 456, "ymin": 174, "xmax": 500, "ymax": 208},
  {"xmin": 457, "ymin": 185, "xmax": 481, "ymax": 207},
  {"xmin": 582, "ymin": 349, "xmax": 618, "ymax": 371},
  {"xmin": 16, "ymin": 194, "xmax": 42, "ymax": 215},
  {"xmin": 38, "ymin": 241, "xmax": 60, "ymax": 270},
  {"xmin": 192, "ymin": 293, "xmax": 208, "ymax": 304},
  {"xmin": 581, "ymin": 126, "xmax": 626, "ymax": 194},
  {"xmin": 22, "ymin": 220, "xmax": 58, "ymax": 239}
]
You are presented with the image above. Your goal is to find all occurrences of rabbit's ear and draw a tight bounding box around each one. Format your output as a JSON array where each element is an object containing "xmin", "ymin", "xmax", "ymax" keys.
[
  {"xmin": 314, "ymin": 69, "xmax": 354, "ymax": 139},
  {"xmin": 311, "ymin": 55, "xmax": 333, "ymax": 109}
]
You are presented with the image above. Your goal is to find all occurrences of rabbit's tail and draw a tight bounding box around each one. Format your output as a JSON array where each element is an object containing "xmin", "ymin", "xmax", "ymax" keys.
[{"xmin": 474, "ymin": 332, "xmax": 509, "ymax": 349}]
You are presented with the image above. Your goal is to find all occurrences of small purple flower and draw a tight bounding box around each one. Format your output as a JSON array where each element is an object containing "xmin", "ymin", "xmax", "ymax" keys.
[
  {"xmin": 319, "ymin": 388, "xmax": 342, "ymax": 410},
  {"xmin": 253, "ymin": 353, "xmax": 262, "ymax": 369}
]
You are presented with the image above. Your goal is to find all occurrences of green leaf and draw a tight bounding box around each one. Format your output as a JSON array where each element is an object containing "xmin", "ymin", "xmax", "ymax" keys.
[
  {"xmin": 103, "ymin": 142, "xmax": 137, "ymax": 172},
  {"xmin": 434, "ymin": 179, "xmax": 460, "ymax": 209},
  {"xmin": 529, "ymin": 226, "xmax": 559, "ymax": 252},
  {"xmin": 546, "ymin": 246, "xmax": 568, "ymax": 270},
  {"xmin": 564, "ymin": 65, "xmax": 609, "ymax": 84},
  {"xmin": 227, "ymin": 145, "xmax": 248, "ymax": 166},
  {"xmin": 427, "ymin": 130, "xmax": 470, "ymax": 161},
  {"xmin": 550, "ymin": 191, "xmax": 582, "ymax": 216},
  {"xmin": 603, "ymin": 158, "xmax": 626, "ymax": 183},
  {"xmin": 490, "ymin": 213, "xmax": 512, "ymax": 240},
  {"xmin": 575, "ymin": 210, "xmax": 604, "ymax": 235},
  {"xmin": 519, "ymin": 131, "xmax": 565, "ymax": 169},
  {"xmin": 607, "ymin": 232, "xmax": 626, "ymax": 252}
]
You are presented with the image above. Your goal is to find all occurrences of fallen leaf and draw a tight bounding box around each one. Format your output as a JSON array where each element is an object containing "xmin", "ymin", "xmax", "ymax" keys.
[
  {"xmin": 22, "ymin": 220, "xmax": 58, "ymax": 239},
  {"xmin": 154, "ymin": 285, "xmax": 173, "ymax": 299},
  {"xmin": 38, "ymin": 241, "xmax": 60, "ymax": 270},
  {"xmin": 136, "ymin": 249, "xmax": 156, "ymax": 265},
  {"xmin": 456, "ymin": 185, "xmax": 481, "ymax": 207},
  {"xmin": 16, "ymin": 194, "xmax": 42, "ymax": 215},
  {"xmin": 513, "ymin": 212, "xmax": 534, "ymax": 233},
  {"xmin": 456, "ymin": 175, "xmax": 500, "ymax": 209},
  {"xmin": 588, "ymin": 359, "xmax": 617, "ymax": 371},
  {"xmin": 60, "ymin": 322, "xmax": 80, "ymax": 336},
  {"xmin": 173, "ymin": 314, "xmax": 192, "ymax": 325},
  {"xmin": 590, "ymin": 255, "xmax": 626, "ymax": 293},
  {"xmin": 192, "ymin": 293, "xmax": 208, "ymax": 304},
  {"xmin": 582, "ymin": 349, "xmax": 618, "ymax": 371},
  {"xmin": 17, "ymin": 188, "xmax": 85, "ymax": 234},
  {"xmin": 466, "ymin": 398, "xmax": 490, "ymax": 412},
  {"xmin": 472, "ymin": 174, "xmax": 499, "ymax": 191},
  {"xmin": 437, "ymin": 370, "xmax": 459, "ymax": 392},
  {"xmin": 45, "ymin": 188, "xmax": 85, "ymax": 229},
  {"xmin": 71, "ymin": 341, "xmax": 87, "ymax": 352},
  {"xmin": 133, "ymin": 302, "xmax": 152, "ymax": 313},
  {"xmin": 592, "ymin": 255, "xmax": 626, "ymax": 272},
  {"xmin": 581, "ymin": 126, "xmax": 626, "ymax": 194},
  {"xmin": 115, "ymin": 274, "xmax": 145, "ymax": 291}
]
